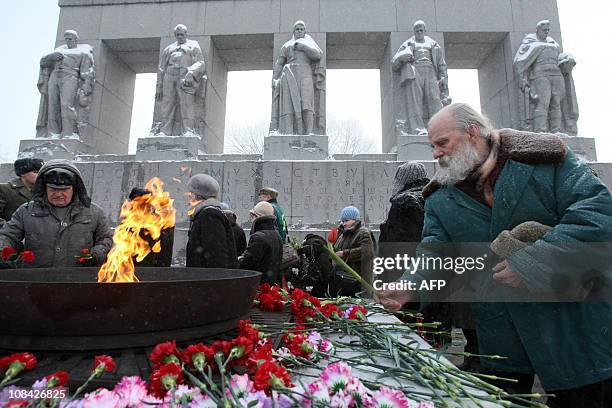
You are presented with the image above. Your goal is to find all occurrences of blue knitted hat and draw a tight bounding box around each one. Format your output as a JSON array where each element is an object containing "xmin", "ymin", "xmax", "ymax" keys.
[{"xmin": 340, "ymin": 206, "xmax": 360, "ymax": 221}]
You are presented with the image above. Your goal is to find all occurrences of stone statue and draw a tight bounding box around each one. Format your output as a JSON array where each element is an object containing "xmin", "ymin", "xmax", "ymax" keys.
[
  {"xmin": 392, "ymin": 20, "xmax": 448, "ymax": 136},
  {"xmin": 154, "ymin": 24, "xmax": 207, "ymax": 137},
  {"xmin": 36, "ymin": 30, "xmax": 95, "ymax": 139},
  {"xmin": 514, "ymin": 20, "xmax": 579, "ymax": 135},
  {"xmin": 270, "ymin": 21, "xmax": 326, "ymax": 135}
]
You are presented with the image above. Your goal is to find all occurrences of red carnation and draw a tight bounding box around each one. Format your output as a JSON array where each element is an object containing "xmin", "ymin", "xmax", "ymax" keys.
[
  {"xmin": 253, "ymin": 360, "xmax": 291, "ymax": 394},
  {"xmin": 290, "ymin": 290, "xmax": 321, "ymax": 324},
  {"xmin": 319, "ymin": 303, "xmax": 342, "ymax": 319},
  {"xmin": 1, "ymin": 246, "xmax": 15, "ymax": 261},
  {"xmin": 150, "ymin": 363, "xmax": 183, "ymax": 398},
  {"xmin": 247, "ymin": 341, "xmax": 274, "ymax": 372},
  {"xmin": 238, "ymin": 320, "xmax": 261, "ymax": 343},
  {"xmin": 78, "ymin": 257, "xmax": 87, "ymax": 263},
  {"xmin": 149, "ymin": 340, "xmax": 181, "ymax": 369},
  {"xmin": 256, "ymin": 284, "xmax": 285, "ymax": 312},
  {"xmin": 21, "ymin": 251, "xmax": 35, "ymax": 264},
  {"xmin": 211, "ymin": 340, "xmax": 232, "ymax": 357},
  {"xmin": 287, "ymin": 334, "xmax": 314, "ymax": 359},
  {"xmin": 0, "ymin": 352, "xmax": 37, "ymax": 379},
  {"xmin": 182, "ymin": 343, "xmax": 214, "ymax": 370},
  {"xmin": 46, "ymin": 370, "xmax": 69, "ymax": 387},
  {"xmin": 5, "ymin": 402, "xmax": 28, "ymax": 408},
  {"xmin": 81, "ymin": 248, "xmax": 90, "ymax": 255},
  {"xmin": 92, "ymin": 355, "xmax": 116, "ymax": 375},
  {"xmin": 348, "ymin": 305, "xmax": 367, "ymax": 320},
  {"xmin": 228, "ymin": 336, "xmax": 254, "ymax": 367}
]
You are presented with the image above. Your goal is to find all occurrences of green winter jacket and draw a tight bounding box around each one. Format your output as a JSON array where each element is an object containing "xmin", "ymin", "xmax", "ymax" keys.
[
  {"xmin": 404, "ymin": 130, "xmax": 612, "ymax": 390},
  {"xmin": 268, "ymin": 198, "xmax": 288, "ymax": 243}
]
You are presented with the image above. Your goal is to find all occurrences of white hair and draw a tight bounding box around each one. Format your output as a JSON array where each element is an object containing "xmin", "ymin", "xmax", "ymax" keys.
[{"xmin": 449, "ymin": 103, "xmax": 493, "ymax": 141}]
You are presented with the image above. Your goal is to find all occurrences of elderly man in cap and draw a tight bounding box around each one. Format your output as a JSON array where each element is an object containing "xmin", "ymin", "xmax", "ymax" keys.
[
  {"xmin": 186, "ymin": 174, "xmax": 237, "ymax": 268},
  {"xmin": 0, "ymin": 158, "xmax": 44, "ymax": 224},
  {"xmin": 375, "ymin": 103, "xmax": 612, "ymax": 407},
  {"xmin": 258, "ymin": 187, "xmax": 288, "ymax": 243},
  {"xmin": 0, "ymin": 159, "xmax": 112, "ymax": 268}
]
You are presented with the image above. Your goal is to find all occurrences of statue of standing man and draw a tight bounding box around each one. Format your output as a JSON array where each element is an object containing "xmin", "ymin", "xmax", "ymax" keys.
[
  {"xmin": 270, "ymin": 21, "xmax": 326, "ymax": 135},
  {"xmin": 154, "ymin": 24, "xmax": 207, "ymax": 137},
  {"xmin": 36, "ymin": 30, "xmax": 95, "ymax": 138},
  {"xmin": 514, "ymin": 20, "xmax": 578, "ymax": 134},
  {"xmin": 392, "ymin": 20, "xmax": 449, "ymax": 135}
]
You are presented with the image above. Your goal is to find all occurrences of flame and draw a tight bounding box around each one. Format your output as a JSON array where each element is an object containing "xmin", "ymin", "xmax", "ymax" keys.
[{"xmin": 98, "ymin": 177, "xmax": 176, "ymax": 283}]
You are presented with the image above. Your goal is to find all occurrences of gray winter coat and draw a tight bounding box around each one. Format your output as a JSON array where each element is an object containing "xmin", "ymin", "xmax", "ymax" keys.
[{"xmin": 0, "ymin": 160, "xmax": 113, "ymax": 268}]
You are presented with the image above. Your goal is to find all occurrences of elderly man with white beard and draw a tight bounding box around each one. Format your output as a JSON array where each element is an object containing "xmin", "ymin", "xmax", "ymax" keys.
[{"xmin": 375, "ymin": 103, "xmax": 612, "ymax": 407}]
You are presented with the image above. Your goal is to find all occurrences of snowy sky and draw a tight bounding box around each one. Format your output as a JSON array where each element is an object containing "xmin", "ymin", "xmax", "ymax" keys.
[{"xmin": 0, "ymin": 0, "xmax": 609, "ymax": 162}]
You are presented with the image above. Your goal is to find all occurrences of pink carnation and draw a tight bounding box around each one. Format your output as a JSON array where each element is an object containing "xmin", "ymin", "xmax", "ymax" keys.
[
  {"xmin": 371, "ymin": 386, "xmax": 410, "ymax": 408},
  {"xmin": 319, "ymin": 361, "xmax": 352, "ymax": 392},
  {"xmin": 114, "ymin": 376, "xmax": 149, "ymax": 407},
  {"xmin": 83, "ymin": 388, "xmax": 120, "ymax": 408},
  {"xmin": 228, "ymin": 374, "xmax": 255, "ymax": 399},
  {"xmin": 306, "ymin": 380, "xmax": 331, "ymax": 404}
]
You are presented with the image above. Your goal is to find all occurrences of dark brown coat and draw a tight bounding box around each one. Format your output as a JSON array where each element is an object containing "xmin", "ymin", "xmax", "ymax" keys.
[{"xmin": 333, "ymin": 221, "xmax": 374, "ymax": 292}]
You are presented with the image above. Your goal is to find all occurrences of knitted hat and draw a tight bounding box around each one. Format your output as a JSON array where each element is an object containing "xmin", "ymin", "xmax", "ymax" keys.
[
  {"xmin": 391, "ymin": 162, "xmax": 428, "ymax": 196},
  {"xmin": 250, "ymin": 201, "xmax": 275, "ymax": 218},
  {"xmin": 340, "ymin": 206, "xmax": 360, "ymax": 222},
  {"xmin": 14, "ymin": 158, "xmax": 44, "ymax": 177},
  {"xmin": 259, "ymin": 187, "xmax": 279, "ymax": 199},
  {"xmin": 187, "ymin": 174, "xmax": 219, "ymax": 199}
]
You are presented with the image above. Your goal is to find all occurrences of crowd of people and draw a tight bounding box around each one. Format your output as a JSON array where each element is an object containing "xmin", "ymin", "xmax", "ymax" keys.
[{"xmin": 0, "ymin": 102, "xmax": 610, "ymax": 406}]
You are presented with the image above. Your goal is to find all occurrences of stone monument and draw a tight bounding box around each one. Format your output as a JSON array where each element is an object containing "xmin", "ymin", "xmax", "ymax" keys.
[
  {"xmin": 392, "ymin": 20, "xmax": 449, "ymax": 136},
  {"xmin": 265, "ymin": 21, "xmax": 328, "ymax": 160},
  {"xmin": 36, "ymin": 30, "xmax": 95, "ymax": 139},
  {"xmin": 19, "ymin": 30, "xmax": 96, "ymax": 159},
  {"xmin": 392, "ymin": 20, "xmax": 448, "ymax": 161},
  {"xmin": 139, "ymin": 24, "xmax": 207, "ymax": 160},
  {"xmin": 514, "ymin": 19, "xmax": 579, "ymax": 135}
]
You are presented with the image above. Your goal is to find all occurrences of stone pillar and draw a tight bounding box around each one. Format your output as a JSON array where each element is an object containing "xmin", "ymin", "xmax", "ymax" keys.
[
  {"xmin": 20, "ymin": 39, "xmax": 135, "ymax": 160},
  {"xmin": 386, "ymin": 31, "xmax": 444, "ymax": 161},
  {"xmin": 264, "ymin": 31, "xmax": 328, "ymax": 160}
]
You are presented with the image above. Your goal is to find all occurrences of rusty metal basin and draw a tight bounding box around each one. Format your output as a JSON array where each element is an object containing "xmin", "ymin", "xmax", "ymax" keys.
[{"xmin": 0, "ymin": 267, "xmax": 261, "ymax": 351}]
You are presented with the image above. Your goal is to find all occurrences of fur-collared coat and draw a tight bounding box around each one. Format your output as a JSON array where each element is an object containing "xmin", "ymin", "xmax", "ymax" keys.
[{"xmin": 407, "ymin": 129, "xmax": 612, "ymax": 391}]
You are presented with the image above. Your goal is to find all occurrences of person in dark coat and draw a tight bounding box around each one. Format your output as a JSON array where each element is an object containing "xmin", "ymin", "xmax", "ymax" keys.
[
  {"xmin": 239, "ymin": 201, "xmax": 282, "ymax": 284},
  {"xmin": 258, "ymin": 187, "xmax": 288, "ymax": 243},
  {"xmin": 376, "ymin": 103, "xmax": 612, "ymax": 406},
  {"xmin": 379, "ymin": 162, "xmax": 429, "ymax": 243},
  {"xmin": 185, "ymin": 174, "xmax": 237, "ymax": 269},
  {"xmin": 0, "ymin": 158, "xmax": 44, "ymax": 224},
  {"xmin": 128, "ymin": 187, "xmax": 174, "ymax": 267},
  {"xmin": 332, "ymin": 206, "xmax": 374, "ymax": 297},
  {"xmin": 0, "ymin": 159, "xmax": 112, "ymax": 268},
  {"xmin": 219, "ymin": 202, "xmax": 247, "ymax": 256}
]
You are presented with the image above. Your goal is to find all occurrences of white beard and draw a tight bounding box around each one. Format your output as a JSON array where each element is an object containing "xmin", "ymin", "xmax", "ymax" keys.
[{"xmin": 434, "ymin": 140, "xmax": 487, "ymax": 185}]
